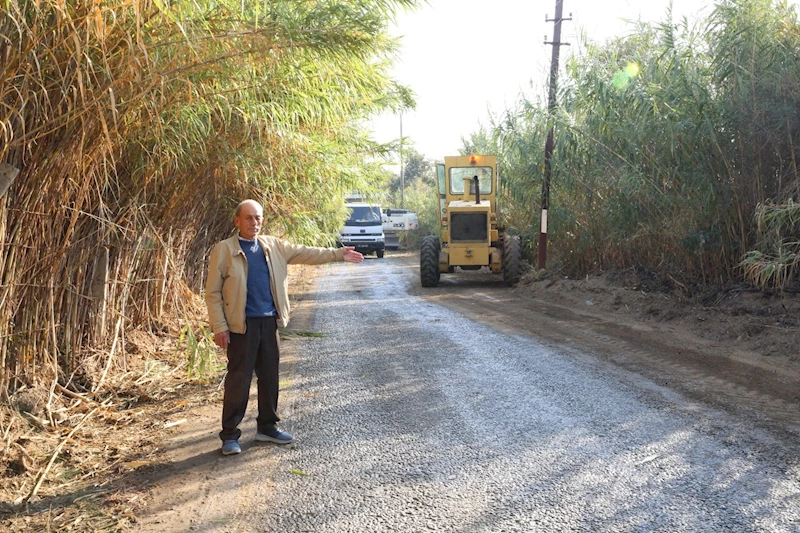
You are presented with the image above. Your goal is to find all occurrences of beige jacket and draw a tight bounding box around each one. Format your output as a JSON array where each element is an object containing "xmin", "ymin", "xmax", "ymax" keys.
[{"xmin": 205, "ymin": 234, "xmax": 344, "ymax": 333}]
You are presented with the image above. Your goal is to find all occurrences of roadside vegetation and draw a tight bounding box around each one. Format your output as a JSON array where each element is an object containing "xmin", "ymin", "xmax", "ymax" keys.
[
  {"xmin": 383, "ymin": 148, "xmax": 439, "ymax": 248},
  {"xmin": 0, "ymin": 0, "xmax": 416, "ymax": 529},
  {"xmin": 463, "ymin": 0, "xmax": 800, "ymax": 292}
]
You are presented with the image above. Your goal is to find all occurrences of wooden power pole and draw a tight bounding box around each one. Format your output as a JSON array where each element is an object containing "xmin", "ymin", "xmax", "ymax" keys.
[
  {"xmin": 537, "ymin": 0, "xmax": 570, "ymax": 270},
  {"xmin": 400, "ymin": 114, "xmax": 405, "ymax": 208}
]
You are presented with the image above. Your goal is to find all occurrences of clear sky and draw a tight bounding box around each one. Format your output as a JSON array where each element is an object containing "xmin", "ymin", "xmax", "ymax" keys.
[{"xmin": 369, "ymin": 0, "xmax": 715, "ymax": 160}]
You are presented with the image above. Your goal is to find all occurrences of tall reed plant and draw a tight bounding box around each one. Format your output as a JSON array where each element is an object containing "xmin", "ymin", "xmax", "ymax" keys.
[
  {"xmin": 468, "ymin": 0, "xmax": 800, "ymax": 287},
  {"xmin": 0, "ymin": 0, "xmax": 418, "ymax": 396}
]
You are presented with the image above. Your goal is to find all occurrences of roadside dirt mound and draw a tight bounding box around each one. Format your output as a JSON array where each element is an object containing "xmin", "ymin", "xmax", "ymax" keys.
[{"xmin": 518, "ymin": 269, "xmax": 800, "ymax": 367}]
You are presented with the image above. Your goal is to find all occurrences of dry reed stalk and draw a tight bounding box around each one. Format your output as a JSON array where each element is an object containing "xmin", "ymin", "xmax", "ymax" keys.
[
  {"xmin": 92, "ymin": 316, "xmax": 123, "ymax": 394},
  {"xmin": 54, "ymin": 383, "xmax": 99, "ymax": 406},
  {"xmin": 22, "ymin": 406, "xmax": 99, "ymax": 505},
  {"xmin": 1, "ymin": 409, "xmax": 14, "ymax": 450}
]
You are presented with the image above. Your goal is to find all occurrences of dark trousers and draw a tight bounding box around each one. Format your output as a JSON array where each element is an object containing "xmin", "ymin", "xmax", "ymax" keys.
[{"xmin": 219, "ymin": 316, "xmax": 281, "ymax": 442}]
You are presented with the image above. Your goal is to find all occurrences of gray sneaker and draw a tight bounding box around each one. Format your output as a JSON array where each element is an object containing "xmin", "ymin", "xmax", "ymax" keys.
[
  {"xmin": 256, "ymin": 427, "xmax": 294, "ymax": 444},
  {"xmin": 221, "ymin": 439, "xmax": 241, "ymax": 455}
]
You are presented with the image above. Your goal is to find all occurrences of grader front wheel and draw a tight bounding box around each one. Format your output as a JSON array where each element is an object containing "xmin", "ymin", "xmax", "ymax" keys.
[
  {"xmin": 502, "ymin": 235, "xmax": 522, "ymax": 286},
  {"xmin": 420, "ymin": 235, "xmax": 441, "ymax": 287}
]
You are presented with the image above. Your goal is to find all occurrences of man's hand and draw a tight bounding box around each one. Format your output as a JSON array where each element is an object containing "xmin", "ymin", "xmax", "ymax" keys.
[
  {"xmin": 214, "ymin": 330, "xmax": 230, "ymax": 349},
  {"xmin": 342, "ymin": 246, "xmax": 364, "ymax": 263}
]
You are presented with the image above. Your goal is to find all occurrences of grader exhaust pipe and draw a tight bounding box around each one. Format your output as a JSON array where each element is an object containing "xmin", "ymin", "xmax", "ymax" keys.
[{"xmin": 462, "ymin": 175, "xmax": 481, "ymax": 204}]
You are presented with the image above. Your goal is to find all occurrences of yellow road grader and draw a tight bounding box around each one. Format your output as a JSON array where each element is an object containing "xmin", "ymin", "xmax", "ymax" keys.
[{"xmin": 420, "ymin": 154, "xmax": 522, "ymax": 287}]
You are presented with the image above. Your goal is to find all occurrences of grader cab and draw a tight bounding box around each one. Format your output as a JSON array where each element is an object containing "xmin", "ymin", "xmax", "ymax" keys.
[{"xmin": 420, "ymin": 154, "xmax": 522, "ymax": 287}]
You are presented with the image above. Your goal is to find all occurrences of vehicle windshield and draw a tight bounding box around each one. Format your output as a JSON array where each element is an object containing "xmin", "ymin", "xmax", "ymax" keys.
[
  {"xmin": 450, "ymin": 166, "xmax": 493, "ymax": 195},
  {"xmin": 345, "ymin": 206, "xmax": 382, "ymax": 226}
]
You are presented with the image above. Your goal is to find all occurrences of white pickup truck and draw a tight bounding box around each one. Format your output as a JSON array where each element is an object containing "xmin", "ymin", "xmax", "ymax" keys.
[{"xmin": 382, "ymin": 208, "xmax": 419, "ymax": 251}]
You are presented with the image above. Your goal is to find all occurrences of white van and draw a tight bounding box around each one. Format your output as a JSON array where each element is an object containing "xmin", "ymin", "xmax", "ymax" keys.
[{"xmin": 338, "ymin": 203, "xmax": 385, "ymax": 258}]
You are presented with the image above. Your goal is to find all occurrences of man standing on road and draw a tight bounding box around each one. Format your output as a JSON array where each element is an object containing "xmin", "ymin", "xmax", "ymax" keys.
[{"xmin": 206, "ymin": 199, "xmax": 363, "ymax": 455}]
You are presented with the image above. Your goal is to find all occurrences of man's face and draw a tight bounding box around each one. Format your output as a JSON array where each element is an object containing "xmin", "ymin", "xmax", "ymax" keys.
[{"xmin": 234, "ymin": 202, "xmax": 263, "ymax": 240}]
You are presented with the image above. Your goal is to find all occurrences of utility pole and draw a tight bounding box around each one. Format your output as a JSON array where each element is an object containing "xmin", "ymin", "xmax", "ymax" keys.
[
  {"xmin": 537, "ymin": 0, "xmax": 570, "ymax": 269},
  {"xmin": 400, "ymin": 114, "xmax": 405, "ymax": 208}
]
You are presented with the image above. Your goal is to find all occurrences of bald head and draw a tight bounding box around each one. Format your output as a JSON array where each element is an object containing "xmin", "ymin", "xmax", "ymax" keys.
[
  {"xmin": 235, "ymin": 199, "xmax": 262, "ymax": 218},
  {"xmin": 234, "ymin": 199, "xmax": 263, "ymax": 239}
]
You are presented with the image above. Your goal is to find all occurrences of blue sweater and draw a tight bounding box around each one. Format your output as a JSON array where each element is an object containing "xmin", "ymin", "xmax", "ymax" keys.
[{"xmin": 239, "ymin": 238, "xmax": 277, "ymax": 318}]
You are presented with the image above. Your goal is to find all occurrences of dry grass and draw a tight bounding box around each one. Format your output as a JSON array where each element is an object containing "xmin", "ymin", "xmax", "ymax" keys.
[{"xmin": 0, "ymin": 320, "xmax": 226, "ymax": 532}]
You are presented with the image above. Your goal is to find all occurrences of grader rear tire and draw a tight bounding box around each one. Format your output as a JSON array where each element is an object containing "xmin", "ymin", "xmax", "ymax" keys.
[
  {"xmin": 420, "ymin": 236, "xmax": 441, "ymax": 288},
  {"xmin": 502, "ymin": 234, "xmax": 522, "ymax": 286}
]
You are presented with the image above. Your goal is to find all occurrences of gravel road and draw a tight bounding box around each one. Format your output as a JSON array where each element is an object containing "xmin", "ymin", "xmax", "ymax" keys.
[{"xmin": 218, "ymin": 256, "xmax": 800, "ymax": 533}]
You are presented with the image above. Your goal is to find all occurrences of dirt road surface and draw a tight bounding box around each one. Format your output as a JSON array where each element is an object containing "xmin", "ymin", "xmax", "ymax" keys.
[{"xmin": 138, "ymin": 253, "xmax": 800, "ymax": 532}]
